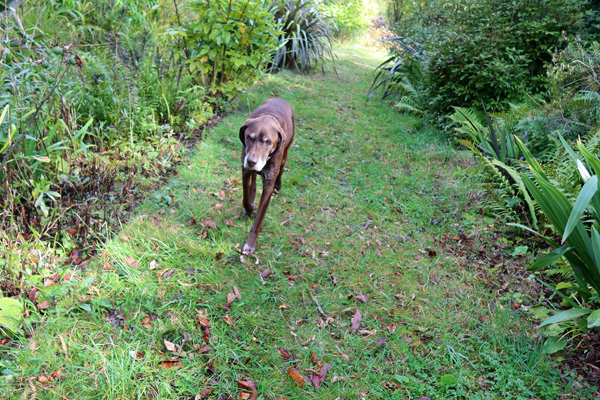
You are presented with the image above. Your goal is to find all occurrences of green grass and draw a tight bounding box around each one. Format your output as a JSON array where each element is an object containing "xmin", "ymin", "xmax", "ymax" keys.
[{"xmin": 0, "ymin": 45, "xmax": 594, "ymax": 399}]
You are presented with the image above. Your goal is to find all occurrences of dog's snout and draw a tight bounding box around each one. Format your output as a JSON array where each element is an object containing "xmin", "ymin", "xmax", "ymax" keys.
[{"xmin": 246, "ymin": 158, "xmax": 257, "ymax": 168}]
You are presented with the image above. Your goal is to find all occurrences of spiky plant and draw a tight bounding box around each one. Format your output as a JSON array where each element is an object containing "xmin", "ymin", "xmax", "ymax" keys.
[
  {"xmin": 368, "ymin": 37, "xmax": 426, "ymax": 114},
  {"xmin": 270, "ymin": 0, "xmax": 336, "ymax": 72}
]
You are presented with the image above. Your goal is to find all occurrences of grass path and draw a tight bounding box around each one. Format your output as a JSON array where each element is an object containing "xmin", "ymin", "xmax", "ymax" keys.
[{"xmin": 3, "ymin": 45, "xmax": 594, "ymax": 399}]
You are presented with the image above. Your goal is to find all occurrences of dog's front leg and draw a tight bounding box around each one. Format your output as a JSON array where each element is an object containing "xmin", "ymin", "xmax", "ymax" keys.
[
  {"xmin": 242, "ymin": 169, "xmax": 257, "ymax": 215},
  {"xmin": 242, "ymin": 178, "xmax": 275, "ymax": 255}
]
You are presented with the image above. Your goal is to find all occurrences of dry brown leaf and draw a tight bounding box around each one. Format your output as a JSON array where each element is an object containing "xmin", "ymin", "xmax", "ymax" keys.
[
  {"xmin": 57, "ymin": 333, "xmax": 69, "ymax": 360},
  {"xmin": 198, "ymin": 345, "xmax": 213, "ymax": 353},
  {"xmin": 310, "ymin": 351, "xmax": 318, "ymax": 364},
  {"xmin": 331, "ymin": 376, "xmax": 348, "ymax": 383},
  {"xmin": 261, "ymin": 268, "xmax": 273, "ymax": 278},
  {"xmin": 279, "ymin": 348, "xmax": 291, "ymax": 360},
  {"xmin": 355, "ymin": 294, "xmax": 369, "ymax": 303},
  {"xmin": 236, "ymin": 380, "xmax": 258, "ymax": 400},
  {"xmin": 233, "ymin": 286, "xmax": 242, "ymax": 300},
  {"xmin": 164, "ymin": 339, "xmax": 177, "ymax": 353},
  {"xmin": 287, "ymin": 369, "xmax": 305, "ymax": 388},
  {"xmin": 203, "ymin": 220, "xmax": 217, "ymax": 229},
  {"xmin": 223, "ymin": 314, "xmax": 234, "ymax": 326},
  {"xmin": 310, "ymin": 364, "xmax": 330, "ymax": 391},
  {"xmin": 29, "ymin": 341, "xmax": 36, "ymax": 351},
  {"xmin": 158, "ymin": 359, "xmax": 183, "ymax": 369},
  {"xmin": 149, "ymin": 260, "xmax": 158, "ymax": 270},
  {"xmin": 351, "ymin": 308, "xmax": 362, "ymax": 333},
  {"xmin": 36, "ymin": 301, "xmax": 51, "ymax": 310},
  {"xmin": 125, "ymin": 256, "xmax": 139, "ymax": 268},
  {"xmin": 227, "ymin": 292, "xmax": 237, "ymax": 305}
]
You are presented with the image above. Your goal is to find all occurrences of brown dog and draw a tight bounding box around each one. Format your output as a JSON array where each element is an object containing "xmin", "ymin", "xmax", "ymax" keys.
[{"xmin": 239, "ymin": 98, "xmax": 295, "ymax": 255}]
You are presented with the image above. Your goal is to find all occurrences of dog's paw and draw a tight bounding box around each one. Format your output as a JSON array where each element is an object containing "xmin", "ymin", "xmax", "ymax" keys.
[{"xmin": 242, "ymin": 241, "xmax": 255, "ymax": 255}]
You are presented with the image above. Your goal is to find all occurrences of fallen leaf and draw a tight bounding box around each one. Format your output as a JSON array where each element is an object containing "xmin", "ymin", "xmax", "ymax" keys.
[
  {"xmin": 428, "ymin": 250, "xmax": 437, "ymax": 257},
  {"xmin": 261, "ymin": 268, "xmax": 273, "ymax": 278},
  {"xmin": 198, "ymin": 345, "xmax": 213, "ymax": 353},
  {"xmin": 223, "ymin": 314, "xmax": 234, "ymax": 326},
  {"xmin": 355, "ymin": 294, "xmax": 369, "ymax": 303},
  {"xmin": 310, "ymin": 364, "xmax": 330, "ymax": 391},
  {"xmin": 51, "ymin": 368, "xmax": 62, "ymax": 379},
  {"xmin": 197, "ymin": 317, "xmax": 210, "ymax": 328},
  {"xmin": 62, "ymin": 273, "xmax": 72, "ymax": 281},
  {"xmin": 279, "ymin": 348, "xmax": 291, "ymax": 360},
  {"xmin": 226, "ymin": 219, "xmax": 236, "ymax": 227},
  {"xmin": 185, "ymin": 268, "xmax": 203, "ymax": 274},
  {"xmin": 125, "ymin": 256, "xmax": 139, "ymax": 268},
  {"xmin": 149, "ymin": 260, "xmax": 158, "ymax": 270},
  {"xmin": 158, "ymin": 359, "xmax": 183, "ymax": 369},
  {"xmin": 236, "ymin": 380, "xmax": 258, "ymax": 400},
  {"xmin": 29, "ymin": 288, "xmax": 39, "ymax": 303},
  {"xmin": 38, "ymin": 375, "xmax": 50, "ymax": 383},
  {"xmin": 376, "ymin": 338, "xmax": 389, "ymax": 347},
  {"xmin": 227, "ymin": 292, "xmax": 237, "ymax": 305},
  {"xmin": 164, "ymin": 339, "xmax": 177, "ymax": 353},
  {"xmin": 287, "ymin": 369, "xmax": 305, "ymax": 388},
  {"xmin": 29, "ymin": 341, "xmax": 36, "ymax": 351},
  {"xmin": 36, "ymin": 301, "xmax": 51, "ymax": 310},
  {"xmin": 351, "ymin": 308, "xmax": 362, "ymax": 333},
  {"xmin": 310, "ymin": 351, "xmax": 318, "ymax": 364},
  {"xmin": 233, "ymin": 286, "xmax": 242, "ymax": 300},
  {"xmin": 279, "ymin": 304, "xmax": 289, "ymax": 309},
  {"xmin": 331, "ymin": 376, "xmax": 348, "ymax": 383},
  {"xmin": 203, "ymin": 220, "xmax": 217, "ymax": 229}
]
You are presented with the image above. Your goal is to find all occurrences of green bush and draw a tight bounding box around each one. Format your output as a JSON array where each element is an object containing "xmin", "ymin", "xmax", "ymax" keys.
[
  {"xmin": 376, "ymin": 0, "xmax": 587, "ymax": 114},
  {"xmin": 320, "ymin": 0, "xmax": 369, "ymax": 40},
  {"xmin": 270, "ymin": 0, "xmax": 336, "ymax": 72},
  {"xmin": 166, "ymin": 0, "xmax": 279, "ymax": 105}
]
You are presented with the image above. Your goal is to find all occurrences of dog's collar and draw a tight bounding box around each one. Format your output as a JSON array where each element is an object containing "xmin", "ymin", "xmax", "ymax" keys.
[{"xmin": 264, "ymin": 114, "xmax": 282, "ymax": 130}]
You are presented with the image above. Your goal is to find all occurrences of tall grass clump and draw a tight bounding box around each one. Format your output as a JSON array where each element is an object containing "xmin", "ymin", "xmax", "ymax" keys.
[{"xmin": 270, "ymin": 0, "xmax": 336, "ymax": 72}]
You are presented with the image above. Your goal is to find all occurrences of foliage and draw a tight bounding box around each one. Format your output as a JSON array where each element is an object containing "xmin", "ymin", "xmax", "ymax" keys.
[
  {"xmin": 0, "ymin": 297, "xmax": 23, "ymax": 337},
  {"xmin": 512, "ymin": 135, "xmax": 600, "ymax": 351},
  {"xmin": 0, "ymin": 0, "xmax": 220, "ymax": 278},
  {"xmin": 451, "ymin": 106, "xmax": 537, "ymax": 226},
  {"xmin": 367, "ymin": 37, "xmax": 426, "ymax": 113},
  {"xmin": 166, "ymin": 0, "xmax": 279, "ymax": 105},
  {"xmin": 270, "ymin": 0, "xmax": 336, "ymax": 72},
  {"xmin": 517, "ymin": 135, "xmax": 600, "ymax": 297},
  {"xmin": 0, "ymin": 46, "xmax": 593, "ymax": 398},
  {"xmin": 319, "ymin": 0, "xmax": 369, "ymax": 40},
  {"xmin": 375, "ymin": 0, "xmax": 588, "ymax": 114}
]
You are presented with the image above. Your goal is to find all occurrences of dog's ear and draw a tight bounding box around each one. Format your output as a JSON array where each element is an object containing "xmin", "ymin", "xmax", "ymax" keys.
[
  {"xmin": 239, "ymin": 119, "xmax": 253, "ymax": 146},
  {"xmin": 239, "ymin": 124, "xmax": 247, "ymax": 146},
  {"xmin": 269, "ymin": 130, "xmax": 283, "ymax": 158}
]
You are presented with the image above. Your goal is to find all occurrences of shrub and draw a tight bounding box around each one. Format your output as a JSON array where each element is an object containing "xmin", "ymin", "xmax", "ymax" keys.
[
  {"xmin": 375, "ymin": 0, "xmax": 588, "ymax": 114},
  {"xmin": 166, "ymin": 0, "xmax": 279, "ymax": 105},
  {"xmin": 270, "ymin": 0, "xmax": 336, "ymax": 72},
  {"xmin": 320, "ymin": 0, "xmax": 369, "ymax": 40}
]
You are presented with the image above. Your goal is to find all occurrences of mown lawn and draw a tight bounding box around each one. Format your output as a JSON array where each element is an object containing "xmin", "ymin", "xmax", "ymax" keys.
[{"xmin": 1, "ymin": 45, "xmax": 594, "ymax": 399}]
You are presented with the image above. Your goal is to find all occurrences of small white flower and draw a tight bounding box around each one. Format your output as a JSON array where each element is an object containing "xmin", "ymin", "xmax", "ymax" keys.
[{"xmin": 577, "ymin": 159, "xmax": 592, "ymax": 182}]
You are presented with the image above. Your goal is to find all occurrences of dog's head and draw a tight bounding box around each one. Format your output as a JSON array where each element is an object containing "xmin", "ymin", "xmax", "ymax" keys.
[{"xmin": 239, "ymin": 116, "xmax": 283, "ymax": 172}]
